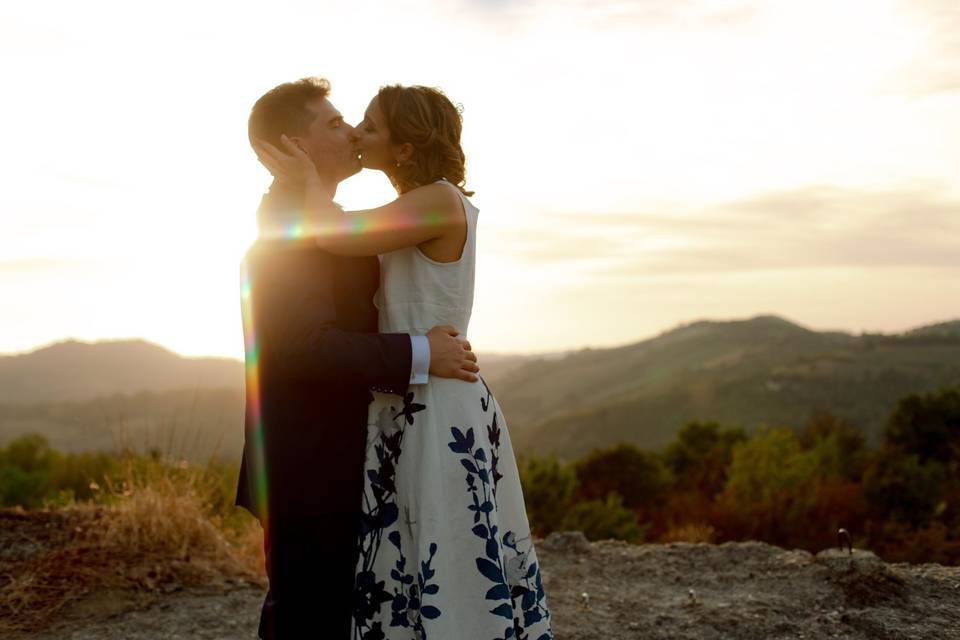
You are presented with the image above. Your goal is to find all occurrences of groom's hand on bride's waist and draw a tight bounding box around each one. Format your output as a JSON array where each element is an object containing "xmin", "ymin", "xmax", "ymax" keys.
[{"xmin": 427, "ymin": 325, "xmax": 479, "ymax": 383}]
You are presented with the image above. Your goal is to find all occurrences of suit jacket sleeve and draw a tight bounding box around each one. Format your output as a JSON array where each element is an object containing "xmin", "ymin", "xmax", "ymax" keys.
[{"xmin": 245, "ymin": 243, "xmax": 412, "ymax": 396}]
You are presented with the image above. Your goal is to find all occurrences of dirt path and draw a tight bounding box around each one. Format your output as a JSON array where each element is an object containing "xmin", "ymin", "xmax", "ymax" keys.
[
  {"xmin": 20, "ymin": 533, "xmax": 960, "ymax": 639},
  {"xmin": 29, "ymin": 588, "xmax": 263, "ymax": 640}
]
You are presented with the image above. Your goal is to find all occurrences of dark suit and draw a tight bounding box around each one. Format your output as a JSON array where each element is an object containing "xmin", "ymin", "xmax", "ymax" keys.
[{"xmin": 235, "ymin": 185, "xmax": 412, "ymax": 638}]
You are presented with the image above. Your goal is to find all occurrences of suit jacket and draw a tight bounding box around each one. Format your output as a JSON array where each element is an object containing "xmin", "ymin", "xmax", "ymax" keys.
[{"xmin": 235, "ymin": 185, "xmax": 412, "ymax": 520}]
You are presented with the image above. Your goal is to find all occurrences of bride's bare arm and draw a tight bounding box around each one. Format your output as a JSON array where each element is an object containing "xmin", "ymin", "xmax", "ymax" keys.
[
  {"xmin": 254, "ymin": 136, "xmax": 464, "ymax": 257},
  {"xmin": 303, "ymin": 178, "xmax": 463, "ymax": 256}
]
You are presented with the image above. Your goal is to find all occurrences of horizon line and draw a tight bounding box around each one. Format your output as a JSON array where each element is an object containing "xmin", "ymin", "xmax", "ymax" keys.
[{"xmin": 3, "ymin": 313, "xmax": 958, "ymax": 361}]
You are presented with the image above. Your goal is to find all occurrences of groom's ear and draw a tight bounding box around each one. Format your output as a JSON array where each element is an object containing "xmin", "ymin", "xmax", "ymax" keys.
[
  {"xmin": 285, "ymin": 135, "xmax": 315, "ymax": 163},
  {"xmin": 286, "ymin": 135, "xmax": 308, "ymax": 155}
]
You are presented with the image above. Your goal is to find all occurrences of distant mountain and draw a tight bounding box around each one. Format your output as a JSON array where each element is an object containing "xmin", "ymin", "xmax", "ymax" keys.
[
  {"xmin": 1, "ymin": 317, "xmax": 958, "ymax": 461},
  {"xmin": 473, "ymin": 351, "xmax": 569, "ymax": 383},
  {"xmin": 905, "ymin": 320, "xmax": 960, "ymax": 339},
  {"xmin": 0, "ymin": 340, "xmax": 243, "ymax": 405},
  {"xmin": 487, "ymin": 316, "xmax": 960, "ymax": 459},
  {"xmin": 0, "ymin": 339, "xmax": 544, "ymax": 460},
  {"xmin": 0, "ymin": 387, "xmax": 245, "ymax": 462}
]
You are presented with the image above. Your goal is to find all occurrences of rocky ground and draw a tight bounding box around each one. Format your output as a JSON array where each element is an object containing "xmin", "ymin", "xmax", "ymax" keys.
[{"xmin": 8, "ymin": 530, "xmax": 960, "ymax": 639}]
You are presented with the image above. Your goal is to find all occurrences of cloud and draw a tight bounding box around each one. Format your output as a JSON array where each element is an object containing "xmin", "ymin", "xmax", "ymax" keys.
[
  {"xmin": 454, "ymin": 1, "xmax": 956, "ymax": 101},
  {"xmin": 886, "ymin": 0, "xmax": 960, "ymax": 96},
  {"xmin": 452, "ymin": 0, "xmax": 760, "ymax": 32},
  {"xmin": 495, "ymin": 185, "xmax": 960, "ymax": 278},
  {"xmin": 0, "ymin": 259, "xmax": 95, "ymax": 274}
]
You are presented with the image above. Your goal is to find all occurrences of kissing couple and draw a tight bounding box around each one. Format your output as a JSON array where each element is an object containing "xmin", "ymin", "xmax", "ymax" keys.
[{"xmin": 235, "ymin": 77, "xmax": 553, "ymax": 640}]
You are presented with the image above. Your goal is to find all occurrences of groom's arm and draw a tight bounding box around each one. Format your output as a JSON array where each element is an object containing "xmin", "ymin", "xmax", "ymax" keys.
[
  {"xmin": 409, "ymin": 336, "xmax": 430, "ymax": 385},
  {"xmin": 247, "ymin": 185, "xmax": 477, "ymax": 389},
  {"xmin": 248, "ymin": 246, "xmax": 413, "ymax": 395}
]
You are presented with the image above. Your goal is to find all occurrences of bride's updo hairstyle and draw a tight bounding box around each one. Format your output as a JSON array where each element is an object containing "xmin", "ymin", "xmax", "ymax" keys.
[{"xmin": 377, "ymin": 84, "xmax": 474, "ymax": 196}]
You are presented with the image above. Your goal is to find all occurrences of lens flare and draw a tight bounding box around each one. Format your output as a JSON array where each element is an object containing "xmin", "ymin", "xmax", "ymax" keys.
[
  {"xmin": 240, "ymin": 201, "xmax": 453, "ymax": 529},
  {"xmin": 262, "ymin": 204, "xmax": 453, "ymax": 245},
  {"xmin": 285, "ymin": 221, "xmax": 304, "ymax": 239},
  {"xmin": 240, "ymin": 260, "xmax": 269, "ymax": 529}
]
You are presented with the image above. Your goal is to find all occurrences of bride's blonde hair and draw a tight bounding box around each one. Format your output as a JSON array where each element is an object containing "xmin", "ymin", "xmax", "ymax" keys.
[{"xmin": 377, "ymin": 85, "xmax": 474, "ymax": 197}]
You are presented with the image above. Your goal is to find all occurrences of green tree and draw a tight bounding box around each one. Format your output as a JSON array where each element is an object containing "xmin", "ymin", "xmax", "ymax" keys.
[
  {"xmin": 517, "ymin": 455, "xmax": 578, "ymax": 536},
  {"xmin": 662, "ymin": 421, "xmax": 746, "ymax": 495},
  {"xmin": 574, "ymin": 443, "xmax": 672, "ymax": 510},
  {"xmin": 798, "ymin": 411, "xmax": 867, "ymax": 480},
  {"xmin": 560, "ymin": 492, "xmax": 646, "ymax": 543},
  {"xmin": 863, "ymin": 387, "xmax": 960, "ymax": 543},
  {"xmin": 862, "ymin": 446, "xmax": 947, "ymax": 528},
  {"xmin": 884, "ymin": 387, "xmax": 960, "ymax": 465},
  {"xmin": 722, "ymin": 427, "xmax": 814, "ymax": 506},
  {"xmin": 717, "ymin": 426, "xmax": 860, "ymax": 547}
]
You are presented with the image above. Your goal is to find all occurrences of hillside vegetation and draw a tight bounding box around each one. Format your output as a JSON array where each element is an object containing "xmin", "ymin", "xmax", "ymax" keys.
[
  {"xmin": 1, "ymin": 317, "xmax": 959, "ymax": 462},
  {"xmin": 2, "ymin": 383, "xmax": 959, "ymax": 636},
  {"xmin": 495, "ymin": 316, "xmax": 960, "ymax": 458},
  {"xmin": 0, "ymin": 389, "xmax": 243, "ymax": 462}
]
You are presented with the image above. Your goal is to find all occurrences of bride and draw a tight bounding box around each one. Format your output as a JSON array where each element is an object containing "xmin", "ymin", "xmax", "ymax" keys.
[{"xmin": 254, "ymin": 84, "xmax": 552, "ymax": 640}]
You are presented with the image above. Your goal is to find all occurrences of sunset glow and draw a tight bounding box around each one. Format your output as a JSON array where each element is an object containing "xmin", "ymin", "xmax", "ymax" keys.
[{"xmin": 1, "ymin": 0, "xmax": 957, "ymax": 358}]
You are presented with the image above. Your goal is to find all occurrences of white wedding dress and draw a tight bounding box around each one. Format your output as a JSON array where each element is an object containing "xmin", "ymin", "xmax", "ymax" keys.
[{"xmin": 350, "ymin": 181, "xmax": 552, "ymax": 640}]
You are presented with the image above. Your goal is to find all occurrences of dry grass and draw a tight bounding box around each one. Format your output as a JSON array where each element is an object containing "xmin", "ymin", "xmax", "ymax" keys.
[
  {"xmin": 0, "ymin": 456, "xmax": 265, "ymax": 634},
  {"xmin": 660, "ymin": 522, "xmax": 717, "ymax": 544}
]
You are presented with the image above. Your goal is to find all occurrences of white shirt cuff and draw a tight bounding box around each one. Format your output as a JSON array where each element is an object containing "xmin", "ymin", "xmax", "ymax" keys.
[{"xmin": 410, "ymin": 335, "xmax": 430, "ymax": 385}]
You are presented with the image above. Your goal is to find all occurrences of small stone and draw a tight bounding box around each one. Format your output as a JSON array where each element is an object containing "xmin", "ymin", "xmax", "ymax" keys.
[{"xmin": 541, "ymin": 531, "xmax": 591, "ymax": 554}]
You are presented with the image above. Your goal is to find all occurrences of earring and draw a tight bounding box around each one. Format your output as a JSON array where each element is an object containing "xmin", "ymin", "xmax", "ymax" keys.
[{"xmin": 395, "ymin": 160, "xmax": 402, "ymax": 167}]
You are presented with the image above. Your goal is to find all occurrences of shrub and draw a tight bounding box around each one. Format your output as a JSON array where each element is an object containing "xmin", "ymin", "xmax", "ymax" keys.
[
  {"xmin": 0, "ymin": 435, "xmax": 122, "ymax": 509},
  {"xmin": 661, "ymin": 522, "xmax": 716, "ymax": 543},
  {"xmin": 0, "ymin": 440, "xmax": 262, "ymax": 634},
  {"xmin": 517, "ymin": 455, "xmax": 578, "ymax": 536},
  {"xmin": 560, "ymin": 492, "xmax": 647, "ymax": 543}
]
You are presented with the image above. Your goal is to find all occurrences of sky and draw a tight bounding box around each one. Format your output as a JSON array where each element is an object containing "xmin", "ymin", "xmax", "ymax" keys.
[{"xmin": 1, "ymin": 0, "xmax": 958, "ymax": 358}]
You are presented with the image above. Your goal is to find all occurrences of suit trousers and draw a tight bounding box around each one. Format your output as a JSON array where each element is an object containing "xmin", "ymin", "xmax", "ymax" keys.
[{"xmin": 258, "ymin": 511, "xmax": 363, "ymax": 639}]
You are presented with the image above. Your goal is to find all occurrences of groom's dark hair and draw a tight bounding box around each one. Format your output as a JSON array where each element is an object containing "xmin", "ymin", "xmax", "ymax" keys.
[{"xmin": 248, "ymin": 77, "xmax": 331, "ymax": 148}]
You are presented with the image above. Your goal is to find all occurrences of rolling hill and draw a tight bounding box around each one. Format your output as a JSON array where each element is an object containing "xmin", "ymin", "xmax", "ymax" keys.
[
  {"xmin": 1, "ymin": 316, "xmax": 958, "ymax": 461},
  {"xmin": 488, "ymin": 316, "xmax": 960, "ymax": 458},
  {"xmin": 0, "ymin": 388, "xmax": 244, "ymax": 462},
  {"xmin": 0, "ymin": 340, "xmax": 243, "ymax": 405}
]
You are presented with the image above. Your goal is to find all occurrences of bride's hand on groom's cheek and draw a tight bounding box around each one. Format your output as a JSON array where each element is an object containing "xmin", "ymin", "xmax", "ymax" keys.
[{"xmin": 252, "ymin": 135, "xmax": 319, "ymax": 186}]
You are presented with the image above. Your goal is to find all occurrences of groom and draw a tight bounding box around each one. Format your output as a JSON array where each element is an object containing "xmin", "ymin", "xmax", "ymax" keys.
[{"xmin": 235, "ymin": 77, "xmax": 480, "ymax": 639}]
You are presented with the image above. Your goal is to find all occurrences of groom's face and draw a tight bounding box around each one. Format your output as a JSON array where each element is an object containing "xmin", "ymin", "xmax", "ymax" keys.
[{"xmin": 292, "ymin": 97, "xmax": 361, "ymax": 185}]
